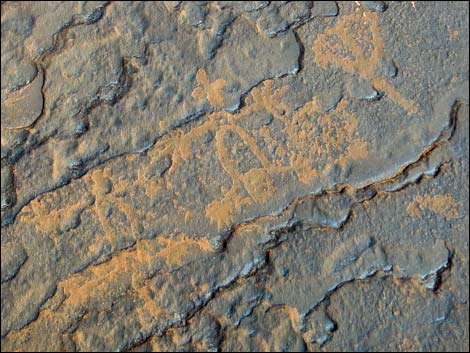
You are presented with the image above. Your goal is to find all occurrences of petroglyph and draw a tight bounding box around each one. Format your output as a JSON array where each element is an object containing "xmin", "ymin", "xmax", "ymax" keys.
[
  {"xmin": 1, "ymin": 1, "xmax": 468, "ymax": 352},
  {"xmin": 313, "ymin": 12, "xmax": 419, "ymax": 114}
]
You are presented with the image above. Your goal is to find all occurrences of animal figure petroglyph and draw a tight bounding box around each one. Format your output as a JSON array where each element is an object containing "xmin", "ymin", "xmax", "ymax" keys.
[{"xmin": 25, "ymin": 12, "xmax": 419, "ymax": 231}]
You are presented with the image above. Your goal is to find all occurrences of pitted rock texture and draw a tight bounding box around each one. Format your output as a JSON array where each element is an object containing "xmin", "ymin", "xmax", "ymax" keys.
[{"xmin": 1, "ymin": 1, "xmax": 469, "ymax": 352}]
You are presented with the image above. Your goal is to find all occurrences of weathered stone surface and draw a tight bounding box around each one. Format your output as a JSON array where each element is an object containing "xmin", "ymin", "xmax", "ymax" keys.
[{"xmin": 1, "ymin": 1, "xmax": 468, "ymax": 351}]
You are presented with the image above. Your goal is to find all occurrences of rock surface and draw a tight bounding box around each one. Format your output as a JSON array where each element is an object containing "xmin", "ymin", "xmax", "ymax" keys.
[{"xmin": 1, "ymin": 1, "xmax": 468, "ymax": 351}]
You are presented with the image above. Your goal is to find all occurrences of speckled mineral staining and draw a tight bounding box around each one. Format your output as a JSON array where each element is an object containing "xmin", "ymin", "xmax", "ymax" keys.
[{"xmin": 1, "ymin": 1, "xmax": 469, "ymax": 352}]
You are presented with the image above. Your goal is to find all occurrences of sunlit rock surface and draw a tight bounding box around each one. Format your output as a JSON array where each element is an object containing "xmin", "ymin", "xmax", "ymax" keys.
[{"xmin": 1, "ymin": 1, "xmax": 468, "ymax": 351}]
